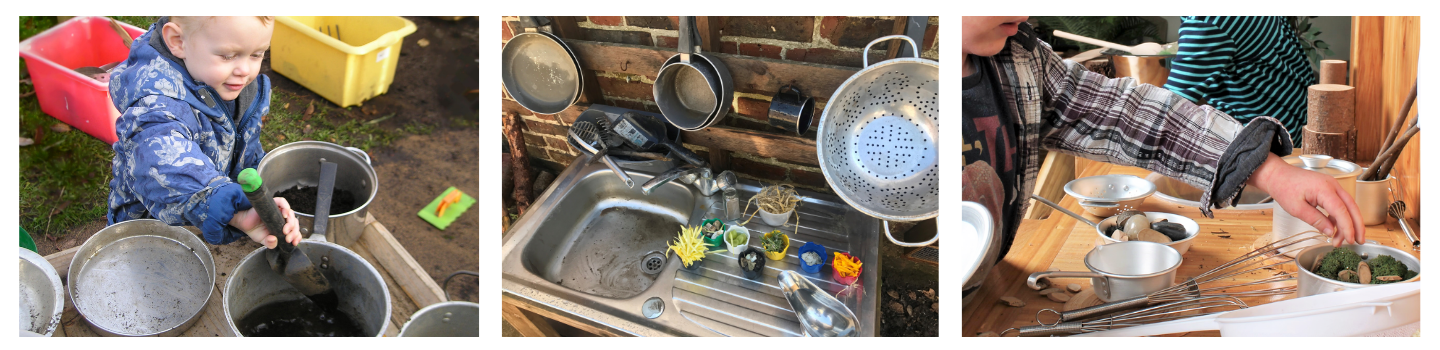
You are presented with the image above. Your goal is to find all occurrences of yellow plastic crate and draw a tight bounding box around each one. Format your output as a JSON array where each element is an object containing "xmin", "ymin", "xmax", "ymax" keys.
[{"xmin": 270, "ymin": 16, "xmax": 416, "ymax": 107}]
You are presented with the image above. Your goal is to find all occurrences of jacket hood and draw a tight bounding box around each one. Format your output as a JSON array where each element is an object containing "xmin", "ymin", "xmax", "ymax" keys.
[{"xmin": 109, "ymin": 17, "xmax": 263, "ymax": 118}]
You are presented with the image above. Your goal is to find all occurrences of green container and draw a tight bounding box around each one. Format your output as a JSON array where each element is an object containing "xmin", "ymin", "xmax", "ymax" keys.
[
  {"xmin": 700, "ymin": 218, "xmax": 727, "ymax": 251},
  {"xmin": 21, "ymin": 226, "xmax": 37, "ymax": 253}
]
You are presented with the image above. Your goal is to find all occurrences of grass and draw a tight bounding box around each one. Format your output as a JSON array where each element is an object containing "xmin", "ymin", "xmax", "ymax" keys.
[{"xmin": 18, "ymin": 16, "xmax": 411, "ymax": 237}]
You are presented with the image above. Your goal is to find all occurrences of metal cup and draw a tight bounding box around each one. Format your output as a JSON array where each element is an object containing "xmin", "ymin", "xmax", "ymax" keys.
[
  {"xmin": 1027, "ymin": 241, "xmax": 1181, "ymax": 302},
  {"xmin": 768, "ymin": 85, "xmax": 814, "ymax": 134}
]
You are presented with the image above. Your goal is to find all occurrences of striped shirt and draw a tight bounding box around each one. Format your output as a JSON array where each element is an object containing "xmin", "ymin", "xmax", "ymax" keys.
[{"xmin": 1164, "ymin": 16, "xmax": 1317, "ymax": 142}]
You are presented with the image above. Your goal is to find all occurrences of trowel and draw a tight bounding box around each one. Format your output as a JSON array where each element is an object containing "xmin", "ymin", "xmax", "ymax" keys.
[{"xmin": 238, "ymin": 167, "xmax": 333, "ymax": 297}]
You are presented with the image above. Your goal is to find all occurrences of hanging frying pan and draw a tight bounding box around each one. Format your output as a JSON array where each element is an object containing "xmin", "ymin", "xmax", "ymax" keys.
[{"xmin": 502, "ymin": 16, "xmax": 583, "ymax": 115}]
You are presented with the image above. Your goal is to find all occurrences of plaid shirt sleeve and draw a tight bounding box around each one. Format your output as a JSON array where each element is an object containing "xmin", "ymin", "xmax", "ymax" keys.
[{"xmin": 1026, "ymin": 37, "xmax": 1289, "ymax": 217}]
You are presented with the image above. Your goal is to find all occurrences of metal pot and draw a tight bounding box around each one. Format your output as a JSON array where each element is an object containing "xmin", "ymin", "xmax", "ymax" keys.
[
  {"xmin": 1295, "ymin": 243, "xmax": 1421, "ymax": 297},
  {"xmin": 1093, "ymin": 212, "xmax": 1200, "ymax": 255},
  {"xmin": 20, "ymin": 247, "xmax": 64, "ymax": 336},
  {"xmin": 1028, "ymin": 241, "xmax": 1181, "ymax": 302},
  {"xmin": 257, "ymin": 141, "xmax": 377, "ymax": 248},
  {"xmin": 398, "ymin": 301, "xmax": 479, "ymax": 337},
  {"xmin": 223, "ymin": 240, "xmax": 391, "ymax": 337},
  {"xmin": 68, "ymin": 219, "xmax": 215, "ymax": 336}
]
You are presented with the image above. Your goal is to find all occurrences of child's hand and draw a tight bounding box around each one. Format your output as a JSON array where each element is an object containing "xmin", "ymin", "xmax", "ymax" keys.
[{"xmin": 231, "ymin": 197, "xmax": 303, "ymax": 249}]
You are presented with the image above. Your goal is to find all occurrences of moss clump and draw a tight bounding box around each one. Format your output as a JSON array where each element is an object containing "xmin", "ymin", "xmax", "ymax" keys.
[
  {"xmin": 1316, "ymin": 247, "xmax": 1363, "ymax": 279},
  {"xmin": 1367, "ymin": 255, "xmax": 1414, "ymax": 284}
]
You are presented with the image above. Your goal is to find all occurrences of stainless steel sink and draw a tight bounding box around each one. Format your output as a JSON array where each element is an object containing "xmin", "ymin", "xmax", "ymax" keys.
[{"xmin": 502, "ymin": 155, "xmax": 880, "ymax": 337}]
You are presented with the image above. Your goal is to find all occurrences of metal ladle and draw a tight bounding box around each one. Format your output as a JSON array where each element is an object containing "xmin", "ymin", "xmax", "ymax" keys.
[{"xmin": 777, "ymin": 270, "xmax": 859, "ymax": 337}]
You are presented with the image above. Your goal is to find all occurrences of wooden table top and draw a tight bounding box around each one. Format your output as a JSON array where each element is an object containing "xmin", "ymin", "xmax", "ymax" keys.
[{"xmin": 961, "ymin": 161, "xmax": 1422, "ymax": 337}]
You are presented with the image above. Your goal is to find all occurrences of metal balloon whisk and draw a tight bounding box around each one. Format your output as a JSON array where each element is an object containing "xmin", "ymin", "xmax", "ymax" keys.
[
  {"xmin": 1038, "ymin": 231, "xmax": 1324, "ymax": 325},
  {"xmin": 1008, "ymin": 296, "xmax": 1249, "ymax": 337}
]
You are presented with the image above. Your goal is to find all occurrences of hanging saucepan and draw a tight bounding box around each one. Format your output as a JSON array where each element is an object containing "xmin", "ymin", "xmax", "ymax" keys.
[
  {"xmin": 654, "ymin": 16, "xmax": 728, "ymax": 131},
  {"xmin": 815, "ymin": 35, "xmax": 940, "ymax": 247},
  {"xmin": 658, "ymin": 31, "xmax": 734, "ymax": 130},
  {"xmin": 502, "ymin": 16, "xmax": 583, "ymax": 115}
]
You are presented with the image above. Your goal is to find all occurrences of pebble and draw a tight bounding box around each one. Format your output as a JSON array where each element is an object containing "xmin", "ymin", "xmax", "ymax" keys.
[{"xmin": 20, "ymin": 137, "xmax": 34, "ymax": 146}]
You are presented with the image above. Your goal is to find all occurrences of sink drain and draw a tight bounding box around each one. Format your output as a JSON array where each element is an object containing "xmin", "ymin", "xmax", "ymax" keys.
[
  {"xmin": 642, "ymin": 297, "xmax": 664, "ymax": 319},
  {"xmin": 641, "ymin": 253, "xmax": 666, "ymax": 275}
]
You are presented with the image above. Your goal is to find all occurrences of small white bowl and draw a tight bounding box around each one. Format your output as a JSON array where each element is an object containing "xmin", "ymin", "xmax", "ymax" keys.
[
  {"xmin": 759, "ymin": 207, "xmax": 792, "ymax": 226},
  {"xmin": 724, "ymin": 225, "xmax": 751, "ymax": 254},
  {"xmin": 1094, "ymin": 212, "xmax": 1199, "ymax": 255}
]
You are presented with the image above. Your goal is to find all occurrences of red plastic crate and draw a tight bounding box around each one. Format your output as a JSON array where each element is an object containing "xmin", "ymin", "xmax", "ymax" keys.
[{"xmin": 19, "ymin": 17, "xmax": 146, "ymax": 144}]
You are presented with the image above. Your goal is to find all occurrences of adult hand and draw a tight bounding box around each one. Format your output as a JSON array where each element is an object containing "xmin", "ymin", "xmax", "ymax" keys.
[
  {"xmin": 1246, "ymin": 153, "xmax": 1365, "ymax": 246},
  {"xmin": 231, "ymin": 197, "xmax": 303, "ymax": 249}
]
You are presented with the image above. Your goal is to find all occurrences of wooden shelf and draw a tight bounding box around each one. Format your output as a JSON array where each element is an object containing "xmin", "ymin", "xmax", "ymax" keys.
[{"xmin": 566, "ymin": 40, "xmax": 860, "ymax": 103}]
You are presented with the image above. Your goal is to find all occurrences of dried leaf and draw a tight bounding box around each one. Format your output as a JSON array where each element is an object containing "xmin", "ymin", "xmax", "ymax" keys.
[
  {"xmin": 418, "ymin": 38, "xmax": 430, "ymax": 47},
  {"xmin": 304, "ymin": 101, "xmax": 315, "ymax": 117},
  {"xmin": 50, "ymin": 123, "xmax": 71, "ymax": 133},
  {"xmin": 1047, "ymin": 292, "xmax": 1071, "ymax": 303}
]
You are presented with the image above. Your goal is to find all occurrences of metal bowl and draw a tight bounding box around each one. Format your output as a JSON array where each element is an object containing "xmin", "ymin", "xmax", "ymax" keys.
[
  {"xmin": 399, "ymin": 301, "xmax": 479, "ymax": 337},
  {"xmin": 1093, "ymin": 212, "xmax": 1199, "ymax": 255},
  {"xmin": 20, "ymin": 248, "xmax": 64, "ymax": 336},
  {"xmin": 68, "ymin": 220, "xmax": 215, "ymax": 336},
  {"xmin": 1064, "ymin": 175, "xmax": 1156, "ymax": 217},
  {"xmin": 1146, "ymin": 172, "xmax": 1275, "ymax": 210},
  {"xmin": 1295, "ymin": 244, "xmax": 1420, "ymax": 297}
]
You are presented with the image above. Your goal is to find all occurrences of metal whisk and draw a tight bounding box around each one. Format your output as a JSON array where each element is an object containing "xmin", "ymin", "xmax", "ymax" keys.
[
  {"xmin": 1389, "ymin": 201, "xmax": 1419, "ymax": 250},
  {"xmin": 1006, "ymin": 296, "xmax": 1249, "ymax": 337},
  {"xmin": 1038, "ymin": 231, "xmax": 1322, "ymax": 324}
]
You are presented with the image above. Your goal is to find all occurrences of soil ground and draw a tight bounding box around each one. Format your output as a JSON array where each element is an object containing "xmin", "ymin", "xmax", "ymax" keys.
[{"xmin": 27, "ymin": 16, "xmax": 480, "ymax": 303}]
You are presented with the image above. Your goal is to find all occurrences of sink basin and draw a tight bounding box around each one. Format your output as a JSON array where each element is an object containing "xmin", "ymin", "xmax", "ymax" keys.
[
  {"xmin": 502, "ymin": 155, "xmax": 880, "ymax": 336},
  {"xmin": 519, "ymin": 169, "xmax": 701, "ymax": 299}
]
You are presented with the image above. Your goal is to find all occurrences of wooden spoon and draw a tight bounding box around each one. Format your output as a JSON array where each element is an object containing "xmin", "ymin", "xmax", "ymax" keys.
[{"xmin": 1053, "ymin": 30, "xmax": 1165, "ymax": 55}]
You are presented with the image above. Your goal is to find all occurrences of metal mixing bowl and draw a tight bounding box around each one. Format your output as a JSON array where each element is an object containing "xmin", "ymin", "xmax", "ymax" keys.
[{"xmin": 1064, "ymin": 175, "xmax": 1156, "ymax": 217}]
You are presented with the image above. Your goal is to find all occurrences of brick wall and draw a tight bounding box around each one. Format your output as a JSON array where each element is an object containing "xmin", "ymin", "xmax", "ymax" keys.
[{"xmin": 501, "ymin": 16, "xmax": 939, "ymax": 193}]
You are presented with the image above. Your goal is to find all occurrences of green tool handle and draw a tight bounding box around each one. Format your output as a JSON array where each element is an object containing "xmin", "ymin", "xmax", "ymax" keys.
[{"xmin": 238, "ymin": 168, "xmax": 295, "ymax": 253}]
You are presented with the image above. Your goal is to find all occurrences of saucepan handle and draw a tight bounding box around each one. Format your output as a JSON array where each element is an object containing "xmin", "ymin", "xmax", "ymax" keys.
[{"xmin": 1028, "ymin": 270, "xmax": 1102, "ymax": 290}]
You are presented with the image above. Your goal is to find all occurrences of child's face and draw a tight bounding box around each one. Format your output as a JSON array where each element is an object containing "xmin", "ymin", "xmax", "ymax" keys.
[
  {"xmin": 164, "ymin": 17, "xmax": 273, "ymax": 101},
  {"xmin": 962, "ymin": 16, "xmax": 1029, "ymax": 57}
]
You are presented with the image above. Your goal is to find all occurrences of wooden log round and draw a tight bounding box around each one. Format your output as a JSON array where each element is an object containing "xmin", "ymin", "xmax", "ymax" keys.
[
  {"xmin": 1319, "ymin": 60, "xmax": 1349, "ymax": 85},
  {"xmin": 1301, "ymin": 125, "xmax": 1356, "ymax": 161},
  {"xmin": 1307, "ymin": 84, "xmax": 1356, "ymax": 133}
]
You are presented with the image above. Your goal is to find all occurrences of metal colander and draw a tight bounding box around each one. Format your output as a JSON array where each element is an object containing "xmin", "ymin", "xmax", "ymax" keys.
[{"xmin": 817, "ymin": 35, "xmax": 939, "ymax": 229}]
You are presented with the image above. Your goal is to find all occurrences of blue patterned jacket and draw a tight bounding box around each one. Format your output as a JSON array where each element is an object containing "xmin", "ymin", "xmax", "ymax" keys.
[{"xmin": 107, "ymin": 17, "xmax": 271, "ymax": 245}]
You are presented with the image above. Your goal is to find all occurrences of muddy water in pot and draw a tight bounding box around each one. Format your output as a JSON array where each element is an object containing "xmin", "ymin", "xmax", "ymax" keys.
[{"xmin": 235, "ymin": 294, "xmax": 365, "ymax": 337}]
